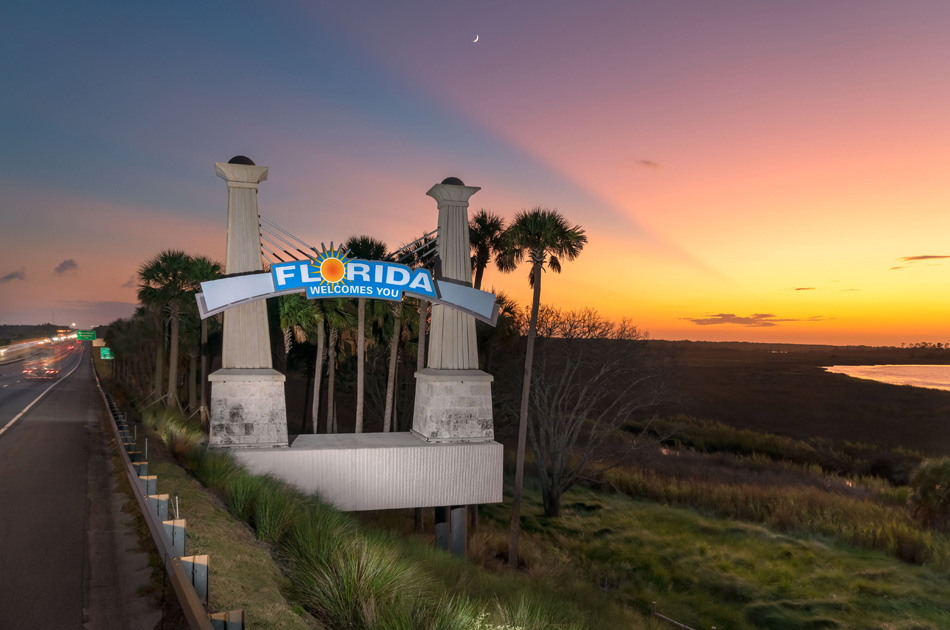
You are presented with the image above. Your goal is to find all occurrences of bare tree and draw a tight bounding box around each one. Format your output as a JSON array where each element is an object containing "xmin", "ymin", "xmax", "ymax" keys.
[{"xmin": 526, "ymin": 308, "xmax": 669, "ymax": 517}]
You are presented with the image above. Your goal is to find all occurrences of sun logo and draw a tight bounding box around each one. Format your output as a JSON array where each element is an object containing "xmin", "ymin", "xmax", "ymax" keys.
[{"xmin": 311, "ymin": 243, "xmax": 351, "ymax": 286}]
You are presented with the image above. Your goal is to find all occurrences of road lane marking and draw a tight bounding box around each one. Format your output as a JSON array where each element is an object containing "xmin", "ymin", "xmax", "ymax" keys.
[{"xmin": 0, "ymin": 351, "xmax": 84, "ymax": 438}]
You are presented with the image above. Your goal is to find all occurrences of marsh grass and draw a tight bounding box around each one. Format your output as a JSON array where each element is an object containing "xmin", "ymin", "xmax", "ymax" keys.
[
  {"xmin": 631, "ymin": 414, "xmax": 925, "ymax": 485},
  {"xmin": 474, "ymin": 483, "xmax": 950, "ymax": 630},
  {"xmin": 602, "ymin": 465, "xmax": 950, "ymax": 568}
]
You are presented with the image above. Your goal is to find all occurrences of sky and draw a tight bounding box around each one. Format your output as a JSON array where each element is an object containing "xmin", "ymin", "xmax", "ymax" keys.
[{"xmin": 2, "ymin": 0, "xmax": 949, "ymax": 346}]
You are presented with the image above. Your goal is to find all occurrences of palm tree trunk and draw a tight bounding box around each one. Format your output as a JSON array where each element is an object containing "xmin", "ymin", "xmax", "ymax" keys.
[
  {"xmin": 393, "ymin": 356, "xmax": 400, "ymax": 431},
  {"xmin": 153, "ymin": 321, "xmax": 165, "ymax": 403},
  {"xmin": 199, "ymin": 318, "xmax": 209, "ymax": 428},
  {"xmin": 508, "ymin": 261, "xmax": 543, "ymax": 567},
  {"xmin": 188, "ymin": 351, "xmax": 197, "ymax": 412},
  {"xmin": 326, "ymin": 329, "xmax": 338, "ymax": 434},
  {"xmin": 356, "ymin": 297, "xmax": 365, "ymax": 433},
  {"xmin": 473, "ymin": 253, "xmax": 488, "ymax": 291},
  {"xmin": 413, "ymin": 298, "xmax": 427, "ymax": 529},
  {"xmin": 383, "ymin": 306, "xmax": 400, "ymax": 432},
  {"xmin": 311, "ymin": 322, "xmax": 326, "ymax": 433},
  {"xmin": 167, "ymin": 306, "xmax": 180, "ymax": 409}
]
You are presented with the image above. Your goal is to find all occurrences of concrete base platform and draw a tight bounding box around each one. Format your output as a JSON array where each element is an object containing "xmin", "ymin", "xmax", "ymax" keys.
[
  {"xmin": 231, "ymin": 432, "xmax": 503, "ymax": 511},
  {"xmin": 412, "ymin": 368, "xmax": 494, "ymax": 442},
  {"xmin": 209, "ymin": 368, "xmax": 288, "ymax": 448}
]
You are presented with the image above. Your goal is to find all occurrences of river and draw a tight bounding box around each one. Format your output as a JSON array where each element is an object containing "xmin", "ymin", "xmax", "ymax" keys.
[{"xmin": 824, "ymin": 364, "xmax": 950, "ymax": 392}]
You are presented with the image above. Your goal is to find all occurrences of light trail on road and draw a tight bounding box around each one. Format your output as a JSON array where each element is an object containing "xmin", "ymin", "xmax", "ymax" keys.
[{"xmin": 0, "ymin": 340, "xmax": 85, "ymax": 437}]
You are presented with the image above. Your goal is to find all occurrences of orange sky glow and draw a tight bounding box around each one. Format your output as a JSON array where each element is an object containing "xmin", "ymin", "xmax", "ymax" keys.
[{"xmin": 2, "ymin": 1, "xmax": 949, "ymax": 347}]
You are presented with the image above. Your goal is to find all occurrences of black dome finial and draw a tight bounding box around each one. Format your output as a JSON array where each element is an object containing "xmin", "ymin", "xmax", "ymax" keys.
[
  {"xmin": 441, "ymin": 176, "xmax": 464, "ymax": 186},
  {"xmin": 228, "ymin": 155, "xmax": 256, "ymax": 165}
]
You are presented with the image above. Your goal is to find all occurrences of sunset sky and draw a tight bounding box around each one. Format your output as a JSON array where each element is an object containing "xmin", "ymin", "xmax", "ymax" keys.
[{"xmin": 2, "ymin": 0, "xmax": 949, "ymax": 345}]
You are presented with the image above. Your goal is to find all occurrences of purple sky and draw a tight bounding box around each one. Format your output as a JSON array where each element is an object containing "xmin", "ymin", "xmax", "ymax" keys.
[{"xmin": 3, "ymin": 1, "xmax": 950, "ymax": 344}]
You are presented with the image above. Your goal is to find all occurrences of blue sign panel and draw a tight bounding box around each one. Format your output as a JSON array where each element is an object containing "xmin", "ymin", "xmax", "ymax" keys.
[{"xmin": 271, "ymin": 247, "xmax": 437, "ymax": 302}]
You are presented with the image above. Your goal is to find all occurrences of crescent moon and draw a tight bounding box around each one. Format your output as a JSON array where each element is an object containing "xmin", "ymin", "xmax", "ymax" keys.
[{"xmin": 473, "ymin": 35, "xmax": 479, "ymax": 43}]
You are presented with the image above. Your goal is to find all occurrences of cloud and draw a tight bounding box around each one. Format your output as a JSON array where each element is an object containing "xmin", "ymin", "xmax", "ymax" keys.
[
  {"xmin": 1, "ymin": 268, "xmax": 26, "ymax": 283},
  {"xmin": 792, "ymin": 287, "xmax": 815, "ymax": 291},
  {"xmin": 53, "ymin": 259, "xmax": 78, "ymax": 275},
  {"xmin": 636, "ymin": 159, "xmax": 661, "ymax": 170},
  {"xmin": 899, "ymin": 255, "xmax": 950, "ymax": 262},
  {"xmin": 683, "ymin": 313, "xmax": 828, "ymax": 328},
  {"xmin": 121, "ymin": 275, "xmax": 137, "ymax": 288}
]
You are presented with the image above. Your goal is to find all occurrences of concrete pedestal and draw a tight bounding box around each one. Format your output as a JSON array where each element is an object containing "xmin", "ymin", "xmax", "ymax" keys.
[
  {"xmin": 208, "ymin": 369, "xmax": 288, "ymax": 448},
  {"xmin": 411, "ymin": 369, "xmax": 493, "ymax": 442}
]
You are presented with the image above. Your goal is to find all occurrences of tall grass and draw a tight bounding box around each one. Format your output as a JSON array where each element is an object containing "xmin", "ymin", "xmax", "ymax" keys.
[{"xmin": 603, "ymin": 466, "xmax": 950, "ymax": 570}]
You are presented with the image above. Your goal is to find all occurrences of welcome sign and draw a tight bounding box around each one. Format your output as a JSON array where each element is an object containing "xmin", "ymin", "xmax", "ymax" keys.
[{"xmin": 271, "ymin": 245, "xmax": 438, "ymax": 302}]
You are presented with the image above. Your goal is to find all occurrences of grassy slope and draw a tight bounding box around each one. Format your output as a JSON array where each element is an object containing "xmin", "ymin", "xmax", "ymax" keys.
[
  {"xmin": 129, "ymin": 436, "xmax": 316, "ymax": 628},
  {"xmin": 472, "ymin": 482, "xmax": 950, "ymax": 630}
]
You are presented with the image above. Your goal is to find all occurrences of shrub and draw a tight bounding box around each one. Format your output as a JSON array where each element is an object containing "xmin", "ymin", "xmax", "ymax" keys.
[
  {"xmin": 910, "ymin": 458, "xmax": 950, "ymax": 530},
  {"xmin": 193, "ymin": 449, "xmax": 243, "ymax": 491},
  {"xmin": 289, "ymin": 538, "xmax": 425, "ymax": 629},
  {"xmin": 252, "ymin": 478, "xmax": 299, "ymax": 544},
  {"xmin": 223, "ymin": 471, "xmax": 269, "ymax": 523}
]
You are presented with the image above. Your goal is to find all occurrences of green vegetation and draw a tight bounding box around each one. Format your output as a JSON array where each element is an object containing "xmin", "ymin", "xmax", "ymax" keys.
[
  {"xmin": 910, "ymin": 458, "xmax": 950, "ymax": 530},
  {"xmin": 134, "ymin": 406, "xmax": 596, "ymax": 629},
  {"xmin": 475, "ymin": 484, "xmax": 950, "ymax": 630},
  {"xmin": 108, "ymin": 370, "xmax": 950, "ymax": 630}
]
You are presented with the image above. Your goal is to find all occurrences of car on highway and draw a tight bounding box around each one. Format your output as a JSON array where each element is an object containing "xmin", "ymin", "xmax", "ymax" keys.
[{"xmin": 23, "ymin": 363, "xmax": 59, "ymax": 380}]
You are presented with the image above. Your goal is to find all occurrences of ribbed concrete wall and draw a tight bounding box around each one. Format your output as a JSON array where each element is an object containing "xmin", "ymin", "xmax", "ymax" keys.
[{"xmin": 232, "ymin": 433, "xmax": 503, "ymax": 511}]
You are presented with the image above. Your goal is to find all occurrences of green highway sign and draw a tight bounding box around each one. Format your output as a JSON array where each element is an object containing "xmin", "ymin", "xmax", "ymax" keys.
[
  {"xmin": 77, "ymin": 330, "xmax": 96, "ymax": 340},
  {"xmin": 100, "ymin": 347, "xmax": 113, "ymax": 360}
]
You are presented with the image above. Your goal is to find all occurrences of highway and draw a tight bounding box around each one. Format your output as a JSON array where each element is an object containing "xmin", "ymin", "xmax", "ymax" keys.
[{"xmin": 0, "ymin": 341, "xmax": 161, "ymax": 629}]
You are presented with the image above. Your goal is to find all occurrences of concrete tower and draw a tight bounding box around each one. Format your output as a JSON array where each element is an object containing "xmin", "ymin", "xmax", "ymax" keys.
[
  {"xmin": 411, "ymin": 177, "xmax": 494, "ymax": 442},
  {"xmin": 208, "ymin": 156, "xmax": 288, "ymax": 448}
]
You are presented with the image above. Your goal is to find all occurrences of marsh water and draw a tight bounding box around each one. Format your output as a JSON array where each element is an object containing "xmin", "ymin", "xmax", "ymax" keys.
[{"xmin": 824, "ymin": 364, "xmax": 950, "ymax": 392}]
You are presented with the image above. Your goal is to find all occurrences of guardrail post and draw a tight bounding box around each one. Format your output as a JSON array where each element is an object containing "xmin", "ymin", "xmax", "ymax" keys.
[
  {"xmin": 163, "ymin": 519, "xmax": 187, "ymax": 558},
  {"xmin": 139, "ymin": 475, "xmax": 157, "ymax": 496},
  {"xmin": 210, "ymin": 610, "xmax": 245, "ymax": 629},
  {"xmin": 181, "ymin": 555, "xmax": 210, "ymax": 606},
  {"xmin": 148, "ymin": 494, "xmax": 170, "ymax": 521}
]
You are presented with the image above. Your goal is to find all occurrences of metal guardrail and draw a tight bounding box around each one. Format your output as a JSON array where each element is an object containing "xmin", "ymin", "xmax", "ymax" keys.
[{"xmin": 93, "ymin": 365, "xmax": 245, "ymax": 629}]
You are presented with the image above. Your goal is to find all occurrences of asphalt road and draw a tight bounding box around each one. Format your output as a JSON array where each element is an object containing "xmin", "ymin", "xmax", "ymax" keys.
[{"xmin": 0, "ymin": 342, "xmax": 161, "ymax": 629}]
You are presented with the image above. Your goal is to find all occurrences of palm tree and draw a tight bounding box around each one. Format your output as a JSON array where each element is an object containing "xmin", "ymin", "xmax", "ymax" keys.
[
  {"xmin": 179, "ymin": 306, "xmax": 202, "ymax": 414},
  {"xmin": 496, "ymin": 207, "xmax": 587, "ymax": 567},
  {"xmin": 469, "ymin": 210, "xmax": 506, "ymax": 290},
  {"xmin": 185, "ymin": 255, "xmax": 222, "ymax": 427},
  {"xmin": 344, "ymin": 235, "xmax": 388, "ymax": 433},
  {"xmin": 382, "ymin": 298, "xmax": 414, "ymax": 432},
  {"xmin": 278, "ymin": 293, "xmax": 324, "ymax": 432},
  {"xmin": 325, "ymin": 298, "xmax": 356, "ymax": 433},
  {"xmin": 477, "ymin": 290, "xmax": 520, "ymax": 374},
  {"xmin": 138, "ymin": 250, "xmax": 194, "ymax": 409},
  {"xmin": 311, "ymin": 298, "xmax": 353, "ymax": 433},
  {"xmin": 278, "ymin": 293, "xmax": 320, "ymax": 358}
]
